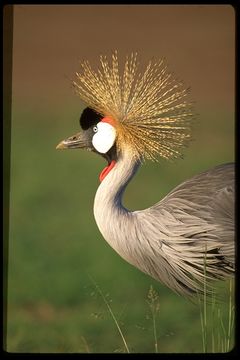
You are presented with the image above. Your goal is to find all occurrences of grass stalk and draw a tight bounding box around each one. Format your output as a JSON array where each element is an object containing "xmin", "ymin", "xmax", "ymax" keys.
[
  {"xmin": 211, "ymin": 291, "xmax": 216, "ymax": 353},
  {"xmin": 147, "ymin": 285, "xmax": 160, "ymax": 353},
  {"xmin": 152, "ymin": 306, "xmax": 158, "ymax": 353},
  {"xmin": 199, "ymin": 242, "xmax": 235, "ymax": 353},
  {"xmin": 88, "ymin": 275, "xmax": 130, "ymax": 353},
  {"xmin": 198, "ymin": 297, "xmax": 206, "ymax": 353},
  {"xmin": 226, "ymin": 279, "xmax": 234, "ymax": 351},
  {"xmin": 81, "ymin": 336, "xmax": 90, "ymax": 353},
  {"xmin": 199, "ymin": 246, "xmax": 208, "ymax": 353}
]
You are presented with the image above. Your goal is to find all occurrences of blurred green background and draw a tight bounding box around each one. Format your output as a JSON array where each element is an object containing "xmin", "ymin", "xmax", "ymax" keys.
[{"xmin": 6, "ymin": 5, "xmax": 234, "ymax": 353}]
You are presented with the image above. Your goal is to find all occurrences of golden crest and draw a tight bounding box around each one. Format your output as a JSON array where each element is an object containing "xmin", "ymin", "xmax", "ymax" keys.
[{"xmin": 73, "ymin": 51, "xmax": 194, "ymax": 161}]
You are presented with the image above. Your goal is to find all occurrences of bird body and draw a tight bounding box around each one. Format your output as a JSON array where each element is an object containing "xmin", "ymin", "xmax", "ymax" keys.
[
  {"xmin": 57, "ymin": 52, "xmax": 235, "ymax": 298},
  {"xmin": 94, "ymin": 148, "xmax": 234, "ymax": 297}
]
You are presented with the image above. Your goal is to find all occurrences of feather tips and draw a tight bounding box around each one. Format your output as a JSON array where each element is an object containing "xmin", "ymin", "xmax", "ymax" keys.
[{"xmin": 73, "ymin": 51, "xmax": 194, "ymax": 161}]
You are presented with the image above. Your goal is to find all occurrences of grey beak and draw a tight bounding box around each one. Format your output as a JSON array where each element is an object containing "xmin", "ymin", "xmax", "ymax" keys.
[{"xmin": 56, "ymin": 131, "xmax": 89, "ymax": 150}]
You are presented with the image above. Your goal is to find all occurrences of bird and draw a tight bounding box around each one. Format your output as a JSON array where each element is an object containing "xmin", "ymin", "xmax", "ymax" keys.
[{"xmin": 56, "ymin": 51, "xmax": 235, "ymax": 299}]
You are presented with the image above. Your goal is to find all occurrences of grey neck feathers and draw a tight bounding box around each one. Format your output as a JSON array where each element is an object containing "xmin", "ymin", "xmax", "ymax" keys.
[
  {"xmin": 93, "ymin": 151, "xmax": 141, "ymax": 262},
  {"xmin": 94, "ymin": 151, "xmax": 141, "ymax": 213}
]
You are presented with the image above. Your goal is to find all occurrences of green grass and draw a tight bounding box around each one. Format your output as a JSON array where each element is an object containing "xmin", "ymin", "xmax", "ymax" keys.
[
  {"xmin": 197, "ymin": 245, "xmax": 235, "ymax": 353},
  {"xmin": 5, "ymin": 103, "xmax": 235, "ymax": 353},
  {"xmin": 198, "ymin": 279, "xmax": 235, "ymax": 353}
]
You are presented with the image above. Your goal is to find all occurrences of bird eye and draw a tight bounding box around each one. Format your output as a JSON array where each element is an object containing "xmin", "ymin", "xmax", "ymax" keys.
[{"xmin": 92, "ymin": 122, "xmax": 116, "ymax": 154}]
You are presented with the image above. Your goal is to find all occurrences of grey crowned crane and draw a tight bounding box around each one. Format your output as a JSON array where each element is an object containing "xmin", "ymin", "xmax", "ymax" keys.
[{"xmin": 57, "ymin": 52, "xmax": 234, "ymax": 298}]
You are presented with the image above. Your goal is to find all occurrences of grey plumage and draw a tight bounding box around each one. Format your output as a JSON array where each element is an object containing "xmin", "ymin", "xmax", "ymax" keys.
[{"xmin": 94, "ymin": 150, "xmax": 234, "ymax": 298}]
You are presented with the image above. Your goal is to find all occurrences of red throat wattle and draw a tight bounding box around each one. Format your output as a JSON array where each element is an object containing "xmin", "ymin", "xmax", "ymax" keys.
[{"xmin": 99, "ymin": 160, "xmax": 116, "ymax": 182}]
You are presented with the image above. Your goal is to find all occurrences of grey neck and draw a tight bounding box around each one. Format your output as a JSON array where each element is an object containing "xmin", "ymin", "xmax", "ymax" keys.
[
  {"xmin": 93, "ymin": 151, "xmax": 141, "ymax": 261},
  {"xmin": 94, "ymin": 151, "xmax": 141, "ymax": 213}
]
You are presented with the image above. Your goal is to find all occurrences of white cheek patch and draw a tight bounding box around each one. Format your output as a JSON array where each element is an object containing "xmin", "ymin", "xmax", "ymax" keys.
[{"xmin": 92, "ymin": 122, "xmax": 116, "ymax": 154}]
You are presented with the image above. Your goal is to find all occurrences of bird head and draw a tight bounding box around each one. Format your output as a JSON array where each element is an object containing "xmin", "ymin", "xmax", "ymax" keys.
[
  {"xmin": 56, "ymin": 107, "xmax": 119, "ymax": 181},
  {"xmin": 56, "ymin": 51, "xmax": 194, "ymax": 181}
]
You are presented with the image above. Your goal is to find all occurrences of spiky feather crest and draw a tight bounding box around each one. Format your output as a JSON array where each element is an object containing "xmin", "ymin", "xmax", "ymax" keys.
[{"xmin": 73, "ymin": 51, "xmax": 194, "ymax": 161}]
